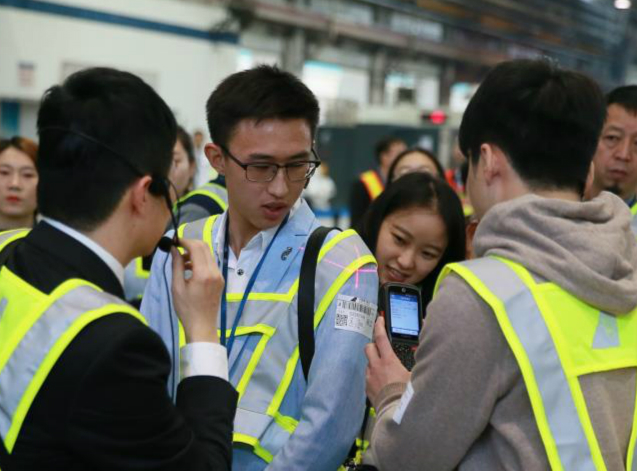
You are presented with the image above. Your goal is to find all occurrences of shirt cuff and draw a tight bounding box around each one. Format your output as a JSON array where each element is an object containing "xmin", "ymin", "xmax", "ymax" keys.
[{"xmin": 179, "ymin": 342, "xmax": 229, "ymax": 382}]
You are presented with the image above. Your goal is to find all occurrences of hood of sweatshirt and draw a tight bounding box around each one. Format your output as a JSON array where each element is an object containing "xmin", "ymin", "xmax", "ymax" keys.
[{"xmin": 473, "ymin": 192, "xmax": 637, "ymax": 315}]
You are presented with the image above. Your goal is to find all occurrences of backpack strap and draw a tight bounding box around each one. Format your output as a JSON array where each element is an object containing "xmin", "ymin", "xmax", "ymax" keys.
[{"xmin": 297, "ymin": 226, "xmax": 336, "ymax": 382}]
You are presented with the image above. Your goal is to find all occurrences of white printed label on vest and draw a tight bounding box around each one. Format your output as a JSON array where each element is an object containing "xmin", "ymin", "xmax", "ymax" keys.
[
  {"xmin": 393, "ymin": 381, "xmax": 414, "ymax": 425},
  {"xmin": 334, "ymin": 295, "xmax": 377, "ymax": 339}
]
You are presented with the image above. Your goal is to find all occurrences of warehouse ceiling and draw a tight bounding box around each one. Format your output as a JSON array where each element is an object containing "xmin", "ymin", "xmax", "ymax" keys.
[{"xmin": 194, "ymin": 0, "xmax": 637, "ymax": 86}]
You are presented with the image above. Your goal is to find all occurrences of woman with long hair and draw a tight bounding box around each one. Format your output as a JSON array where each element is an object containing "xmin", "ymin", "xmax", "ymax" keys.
[{"xmin": 358, "ymin": 172, "xmax": 466, "ymax": 308}]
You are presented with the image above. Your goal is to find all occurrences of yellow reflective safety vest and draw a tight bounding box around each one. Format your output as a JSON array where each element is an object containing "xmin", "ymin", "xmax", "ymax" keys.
[
  {"xmin": 360, "ymin": 170, "xmax": 384, "ymax": 201},
  {"xmin": 177, "ymin": 181, "xmax": 228, "ymax": 213},
  {"xmin": 631, "ymin": 203, "xmax": 637, "ymax": 236},
  {"xmin": 436, "ymin": 256, "xmax": 637, "ymax": 471},
  {"xmin": 176, "ymin": 214, "xmax": 376, "ymax": 464},
  {"xmin": 123, "ymin": 256, "xmax": 150, "ymax": 302},
  {"xmin": 0, "ymin": 229, "xmax": 146, "ymax": 457}
]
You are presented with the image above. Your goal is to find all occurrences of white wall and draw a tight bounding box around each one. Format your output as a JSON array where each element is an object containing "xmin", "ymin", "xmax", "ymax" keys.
[
  {"xmin": 0, "ymin": 0, "xmax": 239, "ymax": 137},
  {"xmin": 18, "ymin": 101, "xmax": 39, "ymax": 141}
]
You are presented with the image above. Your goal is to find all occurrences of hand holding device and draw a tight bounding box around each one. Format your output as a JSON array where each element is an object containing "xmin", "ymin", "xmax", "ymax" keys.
[
  {"xmin": 380, "ymin": 283, "xmax": 423, "ymax": 371},
  {"xmin": 171, "ymin": 238, "xmax": 224, "ymax": 344},
  {"xmin": 364, "ymin": 318, "xmax": 411, "ymax": 407}
]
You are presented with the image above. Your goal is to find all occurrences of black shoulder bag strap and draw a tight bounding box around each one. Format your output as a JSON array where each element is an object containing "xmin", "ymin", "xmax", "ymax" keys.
[{"xmin": 297, "ymin": 226, "xmax": 336, "ymax": 382}]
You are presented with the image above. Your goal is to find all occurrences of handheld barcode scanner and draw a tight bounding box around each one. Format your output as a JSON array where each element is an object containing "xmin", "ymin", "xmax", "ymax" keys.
[{"xmin": 380, "ymin": 282, "xmax": 423, "ymax": 371}]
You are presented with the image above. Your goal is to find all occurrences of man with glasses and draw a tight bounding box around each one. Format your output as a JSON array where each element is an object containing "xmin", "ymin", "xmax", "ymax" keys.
[{"xmin": 142, "ymin": 65, "xmax": 378, "ymax": 471}]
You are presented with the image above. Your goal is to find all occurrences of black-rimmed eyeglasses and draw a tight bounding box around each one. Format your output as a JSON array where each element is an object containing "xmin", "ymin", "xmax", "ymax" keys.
[{"xmin": 220, "ymin": 145, "xmax": 321, "ymax": 183}]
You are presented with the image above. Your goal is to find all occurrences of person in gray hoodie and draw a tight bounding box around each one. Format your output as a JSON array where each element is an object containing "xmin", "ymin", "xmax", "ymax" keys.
[{"xmin": 364, "ymin": 59, "xmax": 637, "ymax": 471}]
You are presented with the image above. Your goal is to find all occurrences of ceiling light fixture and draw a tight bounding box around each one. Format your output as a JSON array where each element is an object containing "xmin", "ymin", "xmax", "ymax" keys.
[{"xmin": 615, "ymin": 0, "xmax": 631, "ymax": 9}]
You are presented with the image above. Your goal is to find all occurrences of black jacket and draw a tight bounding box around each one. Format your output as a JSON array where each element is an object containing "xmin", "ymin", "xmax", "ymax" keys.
[
  {"xmin": 1, "ymin": 222, "xmax": 237, "ymax": 471},
  {"xmin": 349, "ymin": 177, "xmax": 375, "ymax": 229}
]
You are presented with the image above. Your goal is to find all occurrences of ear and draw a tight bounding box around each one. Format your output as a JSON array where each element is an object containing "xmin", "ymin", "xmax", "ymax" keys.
[
  {"xmin": 205, "ymin": 143, "xmax": 225, "ymax": 176},
  {"xmin": 129, "ymin": 176, "xmax": 154, "ymax": 215},
  {"xmin": 480, "ymin": 143, "xmax": 507, "ymax": 185},
  {"xmin": 479, "ymin": 144, "xmax": 496, "ymax": 185}
]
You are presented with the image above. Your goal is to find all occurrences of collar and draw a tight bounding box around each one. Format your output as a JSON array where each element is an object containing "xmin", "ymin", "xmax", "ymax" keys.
[
  {"xmin": 625, "ymin": 194, "xmax": 637, "ymax": 210},
  {"xmin": 215, "ymin": 198, "xmax": 302, "ymax": 259},
  {"xmin": 41, "ymin": 217, "xmax": 125, "ymax": 287}
]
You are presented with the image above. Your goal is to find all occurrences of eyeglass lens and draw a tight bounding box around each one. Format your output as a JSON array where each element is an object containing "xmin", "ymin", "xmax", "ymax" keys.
[{"xmin": 246, "ymin": 162, "xmax": 316, "ymax": 182}]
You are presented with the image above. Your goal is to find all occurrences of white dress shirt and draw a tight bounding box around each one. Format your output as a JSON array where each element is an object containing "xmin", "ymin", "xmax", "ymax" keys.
[
  {"xmin": 214, "ymin": 199, "xmax": 302, "ymax": 293},
  {"xmin": 42, "ymin": 217, "xmax": 125, "ymax": 285}
]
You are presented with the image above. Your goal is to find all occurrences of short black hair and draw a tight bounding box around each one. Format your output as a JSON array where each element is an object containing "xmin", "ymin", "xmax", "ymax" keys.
[
  {"xmin": 358, "ymin": 172, "xmax": 466, "ymax": 307},
  {"xmin": 387, "ymin": 147, "xmax": 445, "ymax": 182},
  {"xmin": 607, "ymin": 85, "xmax": 637, "ymax": 116},
  {"xmin": 176, "ymin": 126, "xmax": 196, "ymax": 165},
  {"xmin": 459, "ymin": 59, "xmax": 605, "ymax": 194},
  {"xmin": 206, "ymin": 65, "xmax": 320, "ymax": 149},
  {"xmin": 37, "ymin": 67, "xmax": 176, "ymax": 230},
  {"xmin": 375, "ymin": 136, "xmax": 405, "ymax": 163}
]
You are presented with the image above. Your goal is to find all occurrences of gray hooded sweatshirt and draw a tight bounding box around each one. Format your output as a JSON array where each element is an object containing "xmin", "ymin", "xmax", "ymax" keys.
[{"xmin": 369, "ymin": 192, "xmax": 637, "ymax": 471}]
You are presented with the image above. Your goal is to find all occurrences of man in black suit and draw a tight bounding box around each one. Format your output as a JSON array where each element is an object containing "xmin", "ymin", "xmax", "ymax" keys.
[{"xmin": 0, "ymin": 68, "xmax": 237, "ymax": 470}]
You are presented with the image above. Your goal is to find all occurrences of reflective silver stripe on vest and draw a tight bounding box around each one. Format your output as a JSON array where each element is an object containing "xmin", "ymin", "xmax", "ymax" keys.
[
  {"xmin": 182, "ymin": 216, "xmax": 211, "ymax": 241},
  {"xmin": 0, "ymin": 229, "xmax": 26, "ymax": 247},
  {"xmin": 0, "ymin": 285, "xmax": 130, "ymax": 442},
  {"xmin": 631, "ymin": 212, "xmax": 637, "ymax": 236},
  {"xmin": 0, "ymin": 298, "xmax": 8, "ymax": 324},
  {"xmin": 461, "ymin": 258, "xmax": 597, "ymax": 471},
  {"xmin": 203, "ymin": 183, "xmax": 228, "ymax": 207}
]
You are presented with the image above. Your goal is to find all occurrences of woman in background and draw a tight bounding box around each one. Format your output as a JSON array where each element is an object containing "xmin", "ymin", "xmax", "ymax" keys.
[
  {"xmin": 169, "ymin": 126, "xmax": 197, "ymax": 199},
  {"xmin": 0, "ymin": 136, "xmax": 38, "ymax": 230},
  {"xmin": 358, "ymin": 172, "xmax": 465, "ymax": 308},
  {"xmin": 352, "ymin": 172, "xmax": 466, "ymax": 468},
  {"xmin": 387, "ymin": 147, "xmax": 444, "ymax": 183}
]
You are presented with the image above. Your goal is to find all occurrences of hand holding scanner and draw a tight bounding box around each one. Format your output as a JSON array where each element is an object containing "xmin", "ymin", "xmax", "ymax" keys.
[{"xmin": 380, "ymin": 283, "xmax": 423, "ymax": 371}]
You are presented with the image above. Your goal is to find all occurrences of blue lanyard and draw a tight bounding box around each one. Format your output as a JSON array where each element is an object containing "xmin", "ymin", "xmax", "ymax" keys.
[{"xmin": 220, "ymin": 214, "xmax": 289, "ymax": 358}]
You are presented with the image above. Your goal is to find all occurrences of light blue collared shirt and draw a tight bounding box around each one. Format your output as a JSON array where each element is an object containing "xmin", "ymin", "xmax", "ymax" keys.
[{"xmin": 141, "ymin": 199, "xmax": 378, "ymax": 471}]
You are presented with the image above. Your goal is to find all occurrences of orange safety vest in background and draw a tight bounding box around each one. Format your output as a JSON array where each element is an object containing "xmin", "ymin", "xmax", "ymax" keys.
[{"xmin": 360, "ymin": 170, "xmax": 384, "ymax": 201}]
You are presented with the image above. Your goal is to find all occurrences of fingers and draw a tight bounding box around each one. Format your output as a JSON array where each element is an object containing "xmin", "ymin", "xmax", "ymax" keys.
[
  {"xmin": 177, "ymin": 239, "xmax": 204, "ymax": 276},
  {"xmin": 171, "ymin": 246, "xmax": 185, "ymax": 292},
  {"xmin": 365, "ymin": 342, "xmax": 380, "ymax": 365},
  {"xmin": 178, "ymin": 239, "xmax": 220, "ymax": 284},
  {"xmin": 373, "ymin": 317, "xmax": 394, "ymax": 357},
  {"xmin": 170, "ymin": 239, "xmax": 222, "ymax": 344}
]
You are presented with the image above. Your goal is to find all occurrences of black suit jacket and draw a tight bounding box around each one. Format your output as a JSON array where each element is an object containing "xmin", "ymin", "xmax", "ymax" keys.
[{"xmin": 1, "ymin": 222, "xmax": 237, "ymax": 471}]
